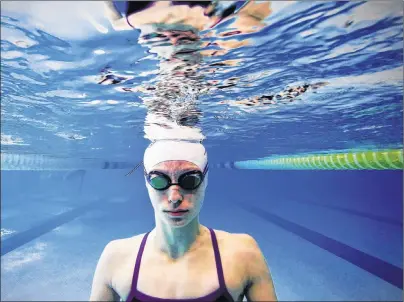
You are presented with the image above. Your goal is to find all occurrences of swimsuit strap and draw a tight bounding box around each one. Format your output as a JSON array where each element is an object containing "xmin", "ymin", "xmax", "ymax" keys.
[
  {"xmin": 127, "ymin": 229, "xmax": 231, "ymax": 302},
  {"xmin": 132, "ymin": 232, "xmax": 150, "ymax": 290},
  {"xmin": 126, "ymin": 12, "xmax": 135, "ymax": 30},
  {"xmin": 208, "ymin": 228, "xmax": 226, "ymax": 288}
]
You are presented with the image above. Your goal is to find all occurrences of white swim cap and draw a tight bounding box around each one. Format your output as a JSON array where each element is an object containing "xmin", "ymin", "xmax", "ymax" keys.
[{"xmin": 143, "ymin": 140, "xmax": 208, "ymax": 173}]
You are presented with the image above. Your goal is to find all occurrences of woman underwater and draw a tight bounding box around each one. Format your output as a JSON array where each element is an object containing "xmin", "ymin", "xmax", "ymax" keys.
[
  {"xmin": 90, "ymin": 2, "xmax": 277, "ymax": 301},
  {"xmin": 89, "ymin": 140, "xmax": 277, "ymax": 301}
]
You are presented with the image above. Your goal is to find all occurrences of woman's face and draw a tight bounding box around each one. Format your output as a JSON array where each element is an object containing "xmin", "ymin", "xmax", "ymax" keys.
[{"xmin": 145, "ymin": 160, "xmax": 208, "ymax": 227}]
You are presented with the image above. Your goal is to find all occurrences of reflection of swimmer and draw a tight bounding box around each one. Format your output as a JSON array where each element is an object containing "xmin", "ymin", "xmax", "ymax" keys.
[
  {"xmin": 143, "ymin": 100, "xmax": 204, "ymax": 134},
  {"xmin": 100, "ymin": 1, "xmax": 272, "ymax": 100},
  {"xmin": 90, "ymin": 140, "xmax": 277, "ymax": 301},
  {"xmin": 104, "ymin": 1, "xmax": 272, "ymax": 57},
  {"xmin": 101, "ymin": 1, "xmax": 271, "ymax": 130},
  {"xmin": 220, "ymin": 82, "xmax": 329, "ymax": 108},
  {"xmin": 103, "ymin": 1, "xmax": 270, "ymax": 33}
]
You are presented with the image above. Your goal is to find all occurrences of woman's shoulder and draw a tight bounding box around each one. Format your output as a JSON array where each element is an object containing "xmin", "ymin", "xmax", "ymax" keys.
[
  {"xmin": 102, "ymin": 233, "xmax": 148, "ymax": 259},
  {"xmin": 210, "ymin": 228, "xmax": 260, "ymax": 251},
  {"xmin": 212, "ymin": 229, "xmax": 266, "ymax": 273},
  {"xmin": 212, "ymin": 228, "xmax": 256, "ymax": 239},
  {"xmin": 103, "ymin": 228, "xmax": 261, "ymax": 258}
]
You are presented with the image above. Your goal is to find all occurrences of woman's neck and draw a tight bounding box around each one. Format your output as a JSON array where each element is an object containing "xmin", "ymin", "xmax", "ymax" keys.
[{"xmin": 151, "ymin": 216, "xmax": 204, "ymax": 259}]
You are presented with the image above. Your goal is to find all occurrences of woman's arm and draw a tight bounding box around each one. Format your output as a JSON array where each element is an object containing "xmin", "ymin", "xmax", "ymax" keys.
[
  {"xmin": 241, "ymin": 234, "xmax": 278, "ymax": 301},
  {"xmin": 89, "ymin": 242, "xmax": 121, "ymax": 301}
]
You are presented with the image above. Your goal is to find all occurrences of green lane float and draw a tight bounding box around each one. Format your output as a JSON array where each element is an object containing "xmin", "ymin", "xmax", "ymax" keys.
[{"xmin": 233, "ymin": 149, "xmax": 403, "ymax": 170}]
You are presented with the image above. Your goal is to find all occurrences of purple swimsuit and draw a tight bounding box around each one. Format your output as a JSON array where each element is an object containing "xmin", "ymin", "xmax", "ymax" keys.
[{"xmin": 126, "ymin": 228, "xmax": 235, "ymax": 302}]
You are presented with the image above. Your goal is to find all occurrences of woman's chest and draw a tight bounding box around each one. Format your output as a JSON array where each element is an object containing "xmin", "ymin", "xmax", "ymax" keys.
[{"xmin": 111, "ymin": 247, "xmax": 247, "ymax": 301}]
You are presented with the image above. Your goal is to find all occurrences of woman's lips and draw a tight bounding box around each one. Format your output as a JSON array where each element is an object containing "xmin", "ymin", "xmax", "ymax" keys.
[{"xmin": 164, "ymin": 210, "xmax": 189, "ymax": 216}]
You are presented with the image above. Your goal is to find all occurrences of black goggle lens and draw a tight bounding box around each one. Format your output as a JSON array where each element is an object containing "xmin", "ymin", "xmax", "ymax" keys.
[{"xmin": 179, "ymin": 173, "xmax": 202, "ymax": 190}]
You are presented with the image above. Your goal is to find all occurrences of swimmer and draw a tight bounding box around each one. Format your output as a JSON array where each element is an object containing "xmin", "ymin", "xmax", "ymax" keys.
[{"xmin": 90, "ymin": 140, "xmax": 277, "ymax": 301}]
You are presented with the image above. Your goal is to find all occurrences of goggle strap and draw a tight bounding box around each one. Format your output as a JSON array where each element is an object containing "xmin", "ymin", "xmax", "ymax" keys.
[{"xmin": 126, "ymin": 161, "xmax": 143, "ymax": 176}]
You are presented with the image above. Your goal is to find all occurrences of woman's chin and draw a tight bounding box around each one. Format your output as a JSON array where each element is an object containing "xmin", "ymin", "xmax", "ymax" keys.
[{"xmin": 161, "ymin": 211, "xmax": 195, "ymax": 227}]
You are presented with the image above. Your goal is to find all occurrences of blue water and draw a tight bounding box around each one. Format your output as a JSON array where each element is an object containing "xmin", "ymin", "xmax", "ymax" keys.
[{"xmin": 1, "ymin": 1, "xmax": 403, "ymax": 301}]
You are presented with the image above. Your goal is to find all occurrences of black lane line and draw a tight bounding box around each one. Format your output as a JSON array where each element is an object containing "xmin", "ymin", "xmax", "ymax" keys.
[
  {"xmin": 293, "ymin": 199, "xmax": 403, "ymax": 227},
  {"xmin": 238, "ymin": 203, "xmax": 403, "ymax": 289},
  {"xmin": 1, "ymin": 201, "xmax": 105, "ymax": 256}
]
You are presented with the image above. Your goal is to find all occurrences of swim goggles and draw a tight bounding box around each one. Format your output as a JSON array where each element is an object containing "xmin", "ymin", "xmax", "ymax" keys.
[{"xmin": 145, "ymin": 163, "xmax": 209, "ymax": 191}]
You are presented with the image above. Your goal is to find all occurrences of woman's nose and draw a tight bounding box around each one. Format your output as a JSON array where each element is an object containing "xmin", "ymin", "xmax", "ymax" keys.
[{"xmin": 168, "ymin": 185, "xmax": 183, "ymax": 203}]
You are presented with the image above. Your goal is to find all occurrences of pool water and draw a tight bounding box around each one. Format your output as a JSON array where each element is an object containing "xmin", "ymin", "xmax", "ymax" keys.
[{"xmin": 1, "ymin": 1, "xmax": 403, "ymax": 301}]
